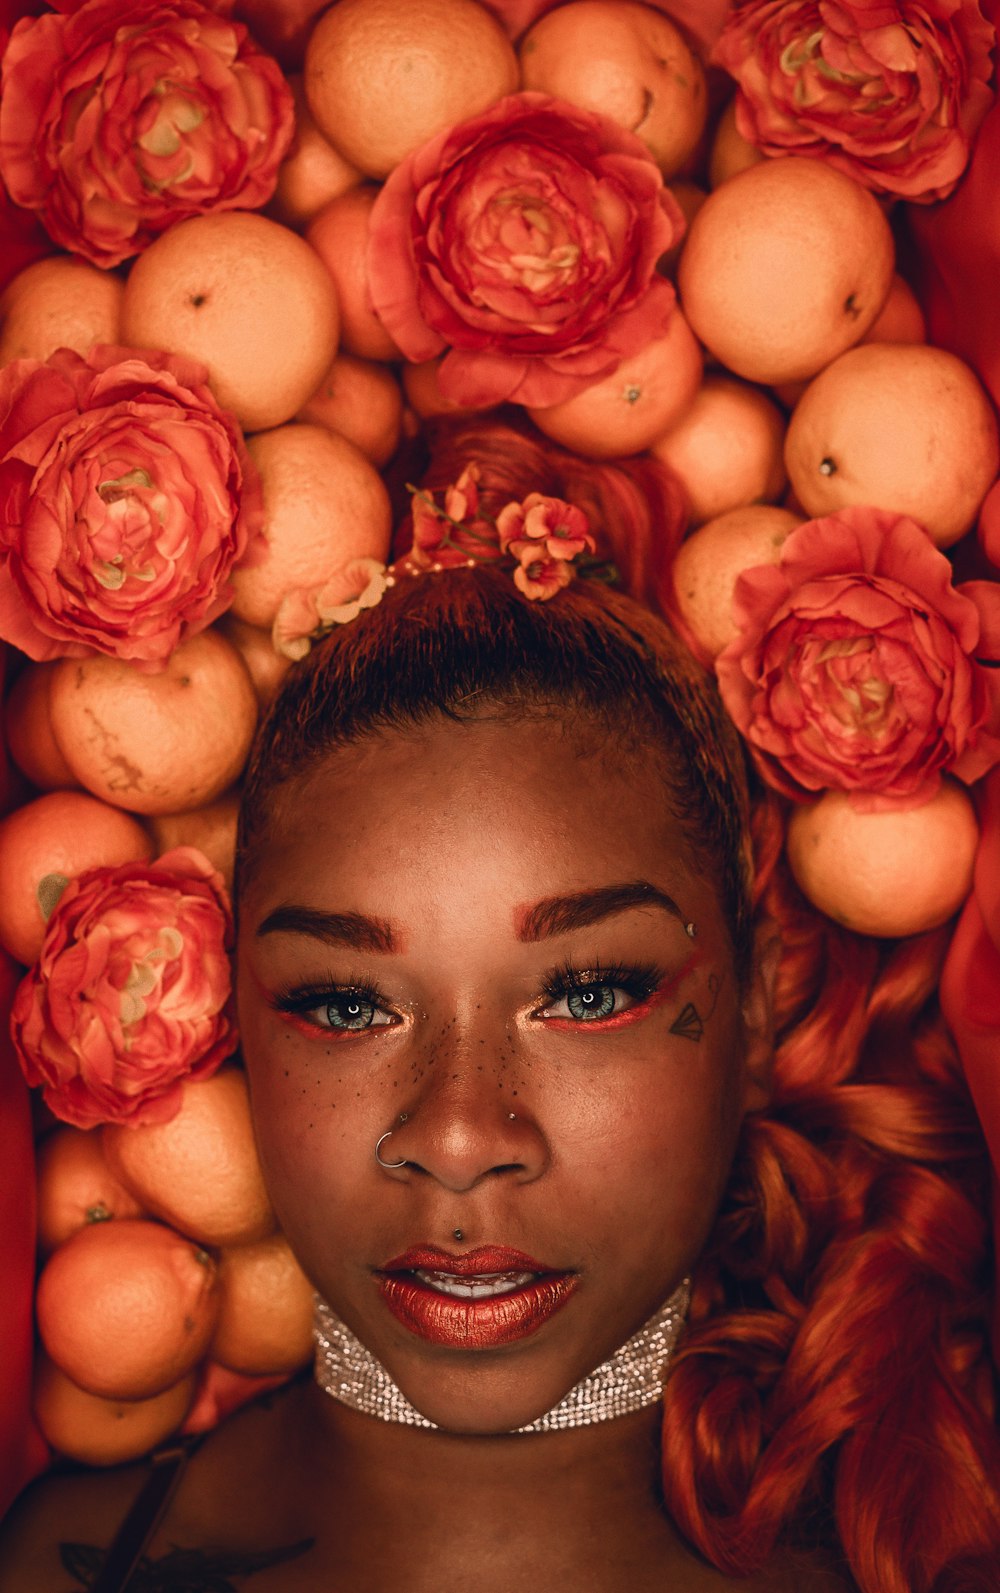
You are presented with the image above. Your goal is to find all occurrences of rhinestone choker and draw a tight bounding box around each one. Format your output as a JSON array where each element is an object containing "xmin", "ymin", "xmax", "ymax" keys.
[{"xmin": 312, "ymin": 1277, "xmax": 691, "ymax": 1433}]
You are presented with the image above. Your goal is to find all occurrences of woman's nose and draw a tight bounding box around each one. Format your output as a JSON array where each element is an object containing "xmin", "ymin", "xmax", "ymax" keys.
[{"xmin": 374, "ymin": 1071, "xmax": 549, "ymax": 1192}]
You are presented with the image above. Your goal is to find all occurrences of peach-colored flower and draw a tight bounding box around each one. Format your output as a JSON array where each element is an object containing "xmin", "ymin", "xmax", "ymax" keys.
[
  {"xmin": 511, "ymin": 545, "xmax": 576, "ymax": 602},
  {"xmin": 0, "ymin": 0, "xmax": 294, "ymax": 267},
  {"xmin": 10, "ymin": 847, "xmax": 237, "ymax": 1129},
  {"xmin": 0, "ymin": 344, "xmax": 263, "ymax": 671},
  {"xmin": 402, "ymin": 468, "xmax": 503, "ymax": 571},
  {"xmin": 272, "ymin": 558, "xmax": 392, "ymax": 660},
  {"xmin": 368, "ymin": 93, "xmax": 685, "ymax": 408},
  {"xmin": 715, "ymin": 507, "xmax": 1000, "ymax": 807},
  {"xmin": 497, "ymin": 493, "xmax": 595, "ymax": 564},
  {"xmin": 444, "ymin": 464, "xmax": 481, "ymax": 524},
  {"xmin": 714, "ymin": 0, "xmax": 995, "ymax": 203}
]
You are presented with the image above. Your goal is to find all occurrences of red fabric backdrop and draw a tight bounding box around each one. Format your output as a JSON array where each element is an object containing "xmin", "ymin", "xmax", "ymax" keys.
[{"xmin": 0, "ymin": 0, "xmax": 998, "ymax": 1518}]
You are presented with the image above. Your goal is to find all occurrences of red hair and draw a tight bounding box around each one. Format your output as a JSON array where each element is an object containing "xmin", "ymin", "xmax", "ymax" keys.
[
  {"xmin": 243, "ymin": 415, "xmax": 1000, "ymax": 1589},
  {"xmin": 410, "ymin": 420, "xmax": 1000, "ymax": 1589}
]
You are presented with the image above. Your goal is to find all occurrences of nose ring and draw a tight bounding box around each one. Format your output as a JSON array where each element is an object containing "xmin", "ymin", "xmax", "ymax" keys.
[{"xmin": 374, "ymin": 1131, "xmax": 407, "ymax": 1169}]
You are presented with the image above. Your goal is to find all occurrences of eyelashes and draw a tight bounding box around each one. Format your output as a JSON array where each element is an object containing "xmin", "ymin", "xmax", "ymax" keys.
[{"xmin": 268, "ymin": 958, "xmax": 680, "ymax": 1038}]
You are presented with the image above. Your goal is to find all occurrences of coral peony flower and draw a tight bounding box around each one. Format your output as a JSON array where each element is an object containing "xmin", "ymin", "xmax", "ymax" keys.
[
  {"xmin": 368, "ymin": 93, "xmax": 685, "ymax": 408},
  {"xmin": 11, "ymin": 848, "xmax": 238, "ymax": 1130},
  {"xmin": 715, "ymin": 507, "xmax": 1000, "ymax": 807},
  {"xmin": 0, "ymin": 344, "xmax": 263, "ymax": 670},
  {"xmin": 714, "ymin": 0, "xmax": 995, "ymax": 203},
  {"xmin": 272, "ymin": 557, "xmax": 392, "ymax": 661},
  {"xmin": 0, "ymin": 0, "xmax": 294, "ymax": 267}
]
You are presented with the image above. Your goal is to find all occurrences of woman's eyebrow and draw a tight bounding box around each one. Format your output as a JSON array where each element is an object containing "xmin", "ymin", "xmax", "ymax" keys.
[
  {"xmin": 515, "ymin": 882, "xmax": 686, "ymax": 942},
  {"xmin": 254, "ymin": 906, "xmax": 399, "ymax": 954}
]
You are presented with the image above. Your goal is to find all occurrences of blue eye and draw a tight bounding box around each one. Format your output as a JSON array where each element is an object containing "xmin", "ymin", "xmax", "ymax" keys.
[
  {"xmin": 540, "ymin": 963, "xmax": 661, "ymax": 1024},
  {"xmin": 320, "ymin": 994, "xmax": 379, "ymax": 1031},
  {"xmin": 566, "ymin": 984, "xmax": 618, "ymax": 1021},
  {"xmin": 274, "ymin": 982, "xmax": 396, "ymax": 1034}
]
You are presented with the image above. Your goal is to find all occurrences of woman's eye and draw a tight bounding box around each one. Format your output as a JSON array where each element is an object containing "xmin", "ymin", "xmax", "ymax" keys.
[
  {"xmin": 308, "ymin": 993, "xmax": 394, "ymax": 1032},
  {"xmin": 543, "ymin": 981, "xmax": 635, "ymax": 1023}
]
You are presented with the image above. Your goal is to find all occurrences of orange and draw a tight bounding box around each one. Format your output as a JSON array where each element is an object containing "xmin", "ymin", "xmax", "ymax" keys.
[
  {"xmin": 35, "ymin": 1125, "xmax": 145, "ymax": 1258},
  {"xmin": 651, "ymin": 375, "xmax": 787, "ymax": 526},
  {"xmin": 708, "ymin": 99, "xmax": 764, "ymax": 189},
  {"xmin": 786, "ymin": 781, "xmax": 979, "ymax": 938},
  {"xmin": 303, "ymin": 0, "xmax": 519, "ymax": 179},
  {"xmin": 670, "ymin": 505, "xmax": 802, "ymax": 660},
  {"xmin": 217, "ymin": 614, "xmax": 292, "ymax": 707},
  {"xmin": 212, "ymin": 1234, "xmax": 316, "ymax": 1377},
  {"xmin": 306, "ymin": 187, "xmax": 400, "ymax": 362},
  {"xmin": 35, "ymin": 1218, "xmax": 219, "ymax": 1400},
  {"xmin": 47, "ymin": 630, "xmax": 258, "ymax": 817},
  {"xmin": 269, "ymin": 75, "xmax": 362, "ymax": 230},
  {"xmin": 298, "ymin": 352, "xmax": 403, "ymax": 467},
  {"xmin": 120, "ymin": 211, "xmax": 340, "ymax": 432},
  {"xmin": 861, "ymin": 272, "xmax": 926, "ymax": 346},
  {"xmin": 0, "ymin": 790, "xmax": 151, "ymax": 966},
  {"xmin": 229, "ymin": 423, "xmax": 393, "ymax": 629},
  {"xmin": 527, "ymin": 309, "xmax": 703, "ymax": 459},
  {"xmin": 402, "ymin": 356, "xmax": 490, "ymax": 421},
  {"xmin": 519, "ymin": 1, "xmax": 707, "ymax": 177},
  {"xmin": 33, "ymin": 1354, "xmax": 195, "ymax": 1467},
  {"xmin": 102, "ymin": 1068, "xmax": 276, "ymax": 1249},
  {"xmin": 677, "ymin": 156, "xmax": 895, "ymax": 385},
  {"xmin": 147, "ymin": 789, "xmax": 241, "ymax": 894},
  {"xmin": 784, "ymin": 343, "xmax": 1000, "ymax": 549},
  {"xmin": 0, "ymin": 255, "xmax": 124, "ymax": 365},
  {"xmin": 4, "ymin": 663, "xmax": 78, "ymax": 792}
]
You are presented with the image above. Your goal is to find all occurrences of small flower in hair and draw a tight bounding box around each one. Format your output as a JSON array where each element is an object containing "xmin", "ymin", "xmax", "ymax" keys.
[
  {"xmin": 496, "ymin": 493, "xmax": 595, "ymax": 565},
  {"xmin": 497, "ymin": 493, "xmax": 596, "ymax": 602},
  {"xmin": 272, "ymin": 557, "xmax": 392, "ymax": 661},
  {"xmin": 404, "ymin": 464, "xmax": 503, "ymax": 571},
  {"xmin": 399, "ymin": 471, "xmax": 608, "ymax": 600}
]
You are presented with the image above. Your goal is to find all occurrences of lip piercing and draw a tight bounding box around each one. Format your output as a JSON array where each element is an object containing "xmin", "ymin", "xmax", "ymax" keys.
[{"xmin": 452, "ymin": 1229, "xmax": 464, "ymax": 1242}]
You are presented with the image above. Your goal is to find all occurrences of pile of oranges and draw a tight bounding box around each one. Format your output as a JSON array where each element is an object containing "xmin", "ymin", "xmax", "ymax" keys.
[
  {"xmin": 30, "ymin": 1069, "xmax": 314, "ymax": 1466},
  {"xmin": 0, "ymin": 0, "xmax": 996, "ymax": 1465}
]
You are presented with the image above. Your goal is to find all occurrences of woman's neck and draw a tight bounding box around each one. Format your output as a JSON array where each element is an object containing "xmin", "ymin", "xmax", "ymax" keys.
[{"xmin": 293, "ymin": 1384, "xmax": 684, "ymax": 1590}]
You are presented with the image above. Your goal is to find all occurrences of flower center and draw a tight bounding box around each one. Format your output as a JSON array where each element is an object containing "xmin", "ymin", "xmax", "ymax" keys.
[
  {"xmin": 119, "ymin": 926, "xmax": 184, "ymax": 1028},
  {"xmin": 487, "ymin": 192, "xmax": 582, "ymax": 294}
]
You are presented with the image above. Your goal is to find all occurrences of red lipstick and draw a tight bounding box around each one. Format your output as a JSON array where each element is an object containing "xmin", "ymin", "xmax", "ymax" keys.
[{"xmin": 377, "ymin": 1245, "xmax": 578, "ymax": 1348}]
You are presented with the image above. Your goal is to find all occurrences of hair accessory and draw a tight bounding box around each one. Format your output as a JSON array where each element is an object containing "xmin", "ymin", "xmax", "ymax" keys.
[
  {"xmin": 374, "ymin": 1132, "xmax": 407, "ymax": 1170},
  {"xmin": 314, "ymin": 1277, "xmax": 691, "ymax": 1432}
]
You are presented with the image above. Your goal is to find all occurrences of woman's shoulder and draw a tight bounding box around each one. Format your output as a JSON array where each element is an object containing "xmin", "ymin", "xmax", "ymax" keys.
[{"xmin": 0, "ymin": 1457, "xmax": 151, "ymax": 1592}]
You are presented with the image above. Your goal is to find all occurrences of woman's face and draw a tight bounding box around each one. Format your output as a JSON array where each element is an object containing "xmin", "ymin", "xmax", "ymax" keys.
[{"xmin": 237, "ymin": 710, "xmax": 773, "ymax": 1435}]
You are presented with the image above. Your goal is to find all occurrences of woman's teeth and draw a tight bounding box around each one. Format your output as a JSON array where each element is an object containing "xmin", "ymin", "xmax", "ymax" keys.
[{"xmin": 412, "ymin": 1268, "xmax": 537, "ymax": 1299}]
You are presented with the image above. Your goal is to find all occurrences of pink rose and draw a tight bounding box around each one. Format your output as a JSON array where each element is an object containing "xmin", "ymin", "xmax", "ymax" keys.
[
  {"xmin": 0, "ymin": 344, "xmax": 263, "ymax": 670},
  {"xmin": 0, "ymin": 0, "xmax": 294, "ymax": 267},
  {"xmin": 368, "ymin": 93, "xmax": 685, "ymax": 408},
  {"xmin": 11, "ymin": 847, "xmax": 238, "ymax": 1130},
  {"xmin": 714, "ymin": 507, "xmax": 1000, "ymax": 807},
  {"xmin": 714, "ymin": 0, "xmax": 995, "ymax": 203}
]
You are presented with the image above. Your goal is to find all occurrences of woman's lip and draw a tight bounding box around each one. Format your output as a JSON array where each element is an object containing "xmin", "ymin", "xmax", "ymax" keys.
[
  {"xmin": 379, "ymin": 1244, "xmax": 561, "ymax": 1276},
  {"xmin": 379, "ymin": 1271, "xmax": 579, "ymax": 1348}
]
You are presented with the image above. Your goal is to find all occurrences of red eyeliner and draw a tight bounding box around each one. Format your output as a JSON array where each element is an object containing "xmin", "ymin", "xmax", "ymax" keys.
[{"xmin": 540, "ymin": 950, "xmax": 701, "ymax": 1034}]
